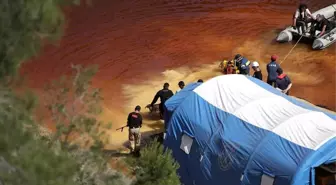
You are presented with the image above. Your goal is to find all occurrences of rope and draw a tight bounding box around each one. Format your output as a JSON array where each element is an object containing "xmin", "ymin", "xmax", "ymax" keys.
[
  {"xmin": 279, "ymin": 35, "xmax": 304, "ymax": 65},
  {"xmin": 280, "ymin": 5, "xmax": 336, "ymax": 65}
]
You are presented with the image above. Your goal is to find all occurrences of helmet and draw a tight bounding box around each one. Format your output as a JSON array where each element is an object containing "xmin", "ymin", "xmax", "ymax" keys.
[
  {"xmin": 271, "ymin": 55, "xmax": 278, "ymax": 61},
  {"xmin": 234, "ymin": 54, "xmax": 241, "ymax": 60},
  {"xmin": 252, "ymin": 61, "xmax": 259, "ymax": 67}
]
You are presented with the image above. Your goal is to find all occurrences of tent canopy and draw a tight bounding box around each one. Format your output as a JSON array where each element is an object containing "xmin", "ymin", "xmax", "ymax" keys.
[{"xmin": 163, "ymin": 74, "xmax": 336, "ymax": 185}]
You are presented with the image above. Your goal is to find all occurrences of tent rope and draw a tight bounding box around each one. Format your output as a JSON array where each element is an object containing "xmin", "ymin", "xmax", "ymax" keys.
[{"xmin": 279, "ymin": 34, "xmax": 303, "ymax": 65}]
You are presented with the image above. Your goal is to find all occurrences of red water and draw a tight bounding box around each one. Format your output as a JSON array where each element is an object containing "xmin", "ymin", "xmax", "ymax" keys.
[{"xmin": 21, "ymin": 0, "xmax": 336, "ymax": 147}]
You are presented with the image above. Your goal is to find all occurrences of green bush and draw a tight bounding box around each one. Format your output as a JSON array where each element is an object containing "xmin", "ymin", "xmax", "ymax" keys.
[
  {"xmin": 0, "ymin": 0, "xmax": 181, "ymax": 185},
  {"xmin": 128, "ymin": 139, "xmax": 180, "ymax": 185}
]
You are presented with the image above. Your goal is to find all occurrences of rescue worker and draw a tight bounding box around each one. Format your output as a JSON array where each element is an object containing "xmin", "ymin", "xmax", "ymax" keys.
[
  {"xmin": 266, "ymin": 55, "xmax": 280, "ymax": 87},
  {"xmin": 234, "ymin": 54, "xmax": 250, "ymax": 75},
  {"xmin": 197, "ymin": 79, "xmax": 204, "ymax": 83},
  {"xmin": 220, "ymin": 60, "xmax": 236, "ymax": 74},
  {"xmin": 176, "ymin": 81, "xmax": 185, "ymax": 93},
  {"xmin": 147, "ymin": 82, "xmax": 174, "ymax": 119},
  {"xmin": 252, "ymin": 61, "xmax": 262, "ymax": 81},
  {"xmin": 293, "ymin": 4, "xmax": 315, "ymax": 35},
  {"xmin": 126, "ymin": 105, "xmax": 143, "ymax": 153},
  {"xmin": 311, "ymin": 14, "xmax": 335, "ymax": 37},
  {"xmin": 275, "ymin": 68, "xmax": 292, "ymax": 95}
]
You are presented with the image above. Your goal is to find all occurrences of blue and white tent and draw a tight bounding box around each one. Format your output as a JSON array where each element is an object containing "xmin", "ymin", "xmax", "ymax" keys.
[{"xmin": 163, "ymin": 74, "xmax": 336, "ymax": 185}]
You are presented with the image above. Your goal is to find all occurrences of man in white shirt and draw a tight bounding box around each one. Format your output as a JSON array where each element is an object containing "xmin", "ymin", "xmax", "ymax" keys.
[{"xmin": 293, "ymin": 4, "xmax": 315, "ymax": 35}]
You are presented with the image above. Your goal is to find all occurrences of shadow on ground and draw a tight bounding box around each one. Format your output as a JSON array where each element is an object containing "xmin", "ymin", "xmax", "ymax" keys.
[
  {"xmin": 142, "ymin": 111, "xmax": 161, "ymax": 121},
  {"xmin": 103, "ymin": 129, "xmax": 164, "ymax": 158}
]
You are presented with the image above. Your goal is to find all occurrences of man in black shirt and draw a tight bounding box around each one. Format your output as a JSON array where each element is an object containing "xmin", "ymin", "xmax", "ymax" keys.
[
  {"xmin": 127, "ymin": 105, "xmax": 143, "ymax": 152},
  {"xmin": 275, "ymin": 68, "xmax": 292, "ymax": 95},
  {"xmin": 311, "ymin": 14, "xmax": 335, "ymax": 37},
  {"xmin": 251, "ymin": 61, "xmax": 263, "ymax": 81},
  {"xmin": 147, "ymin": 82, "xmax": 174, "ymax": 119}
]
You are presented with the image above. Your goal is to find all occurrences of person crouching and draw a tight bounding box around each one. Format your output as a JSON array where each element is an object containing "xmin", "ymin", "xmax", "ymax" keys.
[
  {"xmin": 275, "ymin": 68, "xmax": 292, "ymax": 95},
  {"xmin": 251, "ymin": 61, "xmax": 263, "ymax": 80},
  {"xmin": 127, "ymin": 105, "xmax": 143, "ymax": 153}
]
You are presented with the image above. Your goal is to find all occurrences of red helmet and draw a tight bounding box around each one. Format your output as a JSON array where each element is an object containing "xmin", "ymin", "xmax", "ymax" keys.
[{"xmin": 271, "ymin": 55, "xmax": 278, "ymax": 61}]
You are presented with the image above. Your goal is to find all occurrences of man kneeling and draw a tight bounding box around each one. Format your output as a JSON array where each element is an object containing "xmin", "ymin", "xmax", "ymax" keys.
[{"xmin": 127, "ymin": 105, "xmax": 143, "ymax": 153}]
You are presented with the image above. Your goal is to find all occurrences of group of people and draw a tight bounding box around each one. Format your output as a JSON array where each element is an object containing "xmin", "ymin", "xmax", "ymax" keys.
[
  {"xmin": 125, "ymin": 53, "xmax": 294, "ymax": 152},
  {"xmin": 221, "ymin": 54, "xmax": 293, "ymax": 95},
  {"xmin": 293, "ymin": 3, "xmax": 336, "ymax": 37},
  {"xmin": 123, "ymin": 4, "xmax": 331, "ymax": 152},
  {"xmin": 125, "ymin": 79, "xmax": 204, "ymax": 152}
]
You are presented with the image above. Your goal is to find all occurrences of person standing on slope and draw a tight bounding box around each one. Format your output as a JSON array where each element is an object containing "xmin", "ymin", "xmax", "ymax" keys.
[
  {"xmin": 126, "ymin": 105, "xmax": 143, "ymax": 153},
  {"xmin": 251, "ymin": 61, "xmax": 263, "ymax": 81},
  {"xmin": 147, "ymin": 82, "xmax": 174, "ymax": 119},
  {"xmin": 266, "ymin": 55, "xmax": 280, "ymax": 87},
  {"xmin": 176, "ymin": 81, "xmax": 185, "ymax": 93}
]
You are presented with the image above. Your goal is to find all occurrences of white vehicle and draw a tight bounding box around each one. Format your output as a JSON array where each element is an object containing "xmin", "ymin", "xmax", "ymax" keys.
[{"xmin": 276, "ymin": 4, "xmax": 336, "ymax": 50}]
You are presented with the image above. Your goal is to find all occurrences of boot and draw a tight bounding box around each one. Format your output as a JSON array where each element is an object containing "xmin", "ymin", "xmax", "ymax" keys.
[{"xmin": 130, "ymin": 141, "xmax": 135, "ymax": 153}]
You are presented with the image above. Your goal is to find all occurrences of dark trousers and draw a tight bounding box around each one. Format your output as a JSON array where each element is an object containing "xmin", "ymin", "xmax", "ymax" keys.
[
  {"xmin": 267, "ymin": 80, "xmax": 276, "ymax": 87},
  {"xmin": 159, "ymin": 103, "xmax": 164, "ymax": 119},
  {"xmin": 296, "ymin": 18, "xmax": 313, "ymax": 34}
]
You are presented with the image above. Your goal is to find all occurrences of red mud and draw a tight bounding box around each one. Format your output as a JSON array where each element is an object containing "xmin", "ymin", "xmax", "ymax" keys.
[{"xmin": 21, "ymin": 0, "xmax": 336, "ymax": 148}]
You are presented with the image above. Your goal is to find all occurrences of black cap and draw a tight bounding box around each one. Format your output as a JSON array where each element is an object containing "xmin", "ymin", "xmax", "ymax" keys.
[
  {"xmin": 197, "ymin": 79, "xmax": 204, "ymax": 83},
  {"xmin": 234, "ymin": 54, "xmax": 241, "ymax": 60},
  {"xmin": 135, "ymin": 105, "xmax": 141, "ymax": 111},
  {"xmin": 276, "ymin": 68, "xmax": 283, "ymax": 74}
]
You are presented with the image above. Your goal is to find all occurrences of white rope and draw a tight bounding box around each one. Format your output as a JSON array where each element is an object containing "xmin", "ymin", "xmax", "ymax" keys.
[{"xmin": 279, "ymin": 35, "xmax": 304, "ymax": 65}]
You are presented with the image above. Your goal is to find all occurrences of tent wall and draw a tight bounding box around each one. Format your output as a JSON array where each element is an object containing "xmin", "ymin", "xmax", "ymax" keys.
[
  {"xmin": 164, "ymin": 82, "xmax": 200, "ymax": 130},
  {"xmin": 164, "ymin": 93, "xmax": 314, "ymax": 185},
  {"xmin": 163, "ymin": 75, "xmax": 336, "ymax": 185}
]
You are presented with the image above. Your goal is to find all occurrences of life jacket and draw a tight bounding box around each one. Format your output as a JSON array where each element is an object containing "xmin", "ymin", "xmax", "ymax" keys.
[
  {"xmin": 225, "ymin": 65, "xmax": 234, "ymax": 74},
  {"xmin": 277, "ymin": 73, "xmax": 287, "ymax": 79},
  {"xmin": 221, "ymin": 60, "xmax": 238, "ymax": 74},
  {"xmin": 220, "ymin": 60, "xmax": 228, "ymax": 70},
  {"xmin": 298, "ymin": 9, "xmax": 308, "ymax": 21},
  {"xmin": 226, "ymin": 60, "xmax": 235, "ymax": 74}
]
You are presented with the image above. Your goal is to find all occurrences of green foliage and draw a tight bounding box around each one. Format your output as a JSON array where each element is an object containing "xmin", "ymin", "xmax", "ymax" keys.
[
  {"xmin": 0, "ymin": 0, "xmax": 128, "ymax": 184},
  {"xmin": 127, "ymin": 139, "xmax": 180, "ymax": 185},
  {"xmin": 42, "ymin": 64, "xmax": 126, "ymax": 185},
  {"xmin": 0, "ymin": 0, "xmax": 89, "ymax": 79},
  {"xmin": 43, "ymin": 64, "xmax": 109, "ymax": 150},
  {"xmin": 0, "ymin": 87, "xmax": 81, "ymax": 185}
]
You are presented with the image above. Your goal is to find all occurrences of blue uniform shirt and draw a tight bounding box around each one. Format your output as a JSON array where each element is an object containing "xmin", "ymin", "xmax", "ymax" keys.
[
  {"xmin": 239, "ymin": 57, "xmax": 251, "ymax": 75},
  {"xmin": 267, "ymin": 61, "xmax": 280, "ymax": 81}
]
